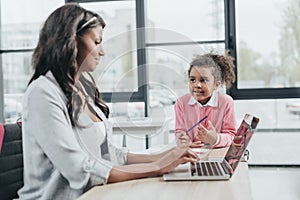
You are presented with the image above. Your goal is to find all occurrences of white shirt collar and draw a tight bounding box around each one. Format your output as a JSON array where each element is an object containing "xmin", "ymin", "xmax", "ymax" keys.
[{"xmin": 188, "ymin": 90, "xmax": 219, "ymax": 107}]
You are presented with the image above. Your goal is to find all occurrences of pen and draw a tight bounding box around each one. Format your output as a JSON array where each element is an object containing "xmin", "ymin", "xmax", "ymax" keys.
[{"xmin": 185, "ymin": 115, "xmax": 208, "ymax": 140}]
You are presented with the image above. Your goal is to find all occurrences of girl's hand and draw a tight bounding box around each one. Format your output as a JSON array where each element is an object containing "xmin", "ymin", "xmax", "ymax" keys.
[
  {"xmin": 175, "ymin": 131, "xmax": 191, "ymax": 147},
  {"xmin": 189, "ymin": 141, "xmax": 203, "ymax": 148},
  {"xmin": 196, "ymin": 120, "xmax": 218, "ymax": 145}
]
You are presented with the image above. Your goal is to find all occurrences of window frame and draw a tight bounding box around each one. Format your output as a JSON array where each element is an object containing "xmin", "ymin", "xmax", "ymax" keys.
[
  {"xmin": 66, "ymin": 0, "xmax": 149, "ymax": 115},
  {"xmin": 225, "ymin": 0, "xmax": 300, "ymax": 100},
  {"xmin": 1, "ymin": 0, "xmax": 300, "ymax": 122},
  {"xmin": 0, "ymin": 0, "xmax": 36, "ymax": 121}
]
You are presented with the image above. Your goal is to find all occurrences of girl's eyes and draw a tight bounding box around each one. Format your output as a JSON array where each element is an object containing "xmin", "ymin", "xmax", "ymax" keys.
[
  {"xmin": 189, "ymin": 78, "xmax": 209, "ymax": 83},
  {"xmin": 189, "ymin": 78, "xmax": 196, "ymax": 83},
  {"xmin": 200, "ymin": 78, "xmax": 209, "ymax": 83}
]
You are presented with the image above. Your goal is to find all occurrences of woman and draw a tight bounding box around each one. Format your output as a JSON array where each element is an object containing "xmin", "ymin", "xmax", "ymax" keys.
[{"xmin": 17, "ymin": 3, "xmax": 197, "ymax": 200}]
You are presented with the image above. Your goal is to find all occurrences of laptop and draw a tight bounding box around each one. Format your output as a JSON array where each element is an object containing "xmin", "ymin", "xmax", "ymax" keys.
[{"xmin": 163, "ymin": 113, "xmax": 259, "ymax": 181}]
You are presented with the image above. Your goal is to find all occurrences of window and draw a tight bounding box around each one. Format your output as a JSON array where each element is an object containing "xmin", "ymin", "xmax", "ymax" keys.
[
  {"xmin": 232, "ymin": 0, "xmax": 300, "ymax": 165},
  {"xmin": 67, "ymin": 0, "xmax": 148, "ymax": 108},
  {"xmin": 0, "ymin": 0, "xmax": 147, "ymax": 121},
  {"xmin": 1, "ymin": 1, "xmax": 299, "ymax": 164},
  {"xmin": 236, "ymin": 0, "xmax": 300, "ymax": 89},
  {"xmin": 228, "ymin": 0, "xmax": 300, "ymax": 99},
  {"xmin": 0, "ymin": 0, "xmax": 64, "ymax": 122},
  {"xmin": 78, "ymin": 1, "xmax": 138, "ymax": 93},
  {"xmin": 146, "ymin": 0, "xmax": 226, "ymax": 123},
  {"xmin": 144, "ymin": 0, "xmax": 300, "ymax": 165}
]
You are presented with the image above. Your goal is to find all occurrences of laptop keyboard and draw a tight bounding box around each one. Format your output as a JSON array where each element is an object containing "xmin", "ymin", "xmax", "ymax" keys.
[{"xmin": 190, "ymin": 161, "xmax": 226, "ymax": 176}]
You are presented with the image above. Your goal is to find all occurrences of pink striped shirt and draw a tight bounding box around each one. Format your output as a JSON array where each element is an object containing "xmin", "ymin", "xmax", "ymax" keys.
[{"xmin": 174, "ymin": 91, "xmax": 236, "ymax": 147}]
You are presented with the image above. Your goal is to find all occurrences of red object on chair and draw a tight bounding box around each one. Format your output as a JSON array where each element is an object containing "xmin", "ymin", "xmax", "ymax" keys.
[{"xmin": 0, "ymin": 123, "xmax": 4, "ymax": 153}]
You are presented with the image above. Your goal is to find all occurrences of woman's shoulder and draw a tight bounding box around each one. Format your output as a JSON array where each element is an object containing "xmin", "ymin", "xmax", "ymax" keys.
[
  {"xmin": 26, "ymin": 76, "xmax": 53, "ymax": 96},
  {"xmin": 25, "ymin": 72, "xmax": 66, "ymax": 102}
]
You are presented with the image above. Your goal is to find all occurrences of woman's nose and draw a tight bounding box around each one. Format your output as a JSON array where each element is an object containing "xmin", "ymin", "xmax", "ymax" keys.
[{"xmin": 99, "ymin": 45, "xmax": 105, "ymax": 56}]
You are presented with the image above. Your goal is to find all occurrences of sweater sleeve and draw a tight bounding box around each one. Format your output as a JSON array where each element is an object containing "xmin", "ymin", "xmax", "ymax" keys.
[
  {"xmin": 174, "ymin": 98, "xmax": 186, "ymax": 134},
  {"xmin": 215, "ymin": 95, "xmax": 236, "ymax": 148}
]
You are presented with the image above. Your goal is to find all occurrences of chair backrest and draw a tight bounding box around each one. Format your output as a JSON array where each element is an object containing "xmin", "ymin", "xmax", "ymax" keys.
[{"xmin": 0, "ymin": 123, "xmax": 23, "ymax": 200}]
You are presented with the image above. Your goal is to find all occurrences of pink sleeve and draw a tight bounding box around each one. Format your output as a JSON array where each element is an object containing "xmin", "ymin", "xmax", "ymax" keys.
[
  {"xmin": 215, "ymin": 96, "xmax": 236, "ymax": 148},
  {"xmin": 0, "ymin": 123, "xmax": 4, "ymax": 153},
  {"xmin": 174, "ymin": 99, "xmax": 185, "ymax": 135}
]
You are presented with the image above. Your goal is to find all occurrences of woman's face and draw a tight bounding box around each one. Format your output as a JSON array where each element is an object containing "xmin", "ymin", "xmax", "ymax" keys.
[
  {"xmin": 76, "ymin": 25, "xmax": 104, "ymax": 76},
  {"xmin": 189, "ymin": 66, "xmax": 219, "ymax": 104}
]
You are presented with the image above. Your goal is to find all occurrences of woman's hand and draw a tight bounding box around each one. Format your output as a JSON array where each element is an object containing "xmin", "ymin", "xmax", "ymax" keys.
[
  {"xmin": 108, "ymin": 146, "xmax": 198, "ymax": 183},
  {"xmin": 154, "ymin": 146, "xmax": 198, "ymax": 175},
  {"xmin": 196, "ymin": 120, "xmax": 218, "ymax": 145},
  {"xmin": 175, "ymin": 131, "xmax": 192, "ymax": 147}
]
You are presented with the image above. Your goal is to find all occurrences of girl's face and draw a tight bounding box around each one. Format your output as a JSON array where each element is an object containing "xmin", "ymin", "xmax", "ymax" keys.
[
  {"xmin": 189, "ymin": 66, "xmax": 220, "ymax": 104},
  {"xmin": 76, "ymin": 25, "xmax": 104, "ymax": 78}
]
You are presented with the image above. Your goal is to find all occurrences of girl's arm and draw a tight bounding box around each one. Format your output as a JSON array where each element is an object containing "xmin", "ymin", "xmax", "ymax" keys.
[
  {"xmin": 216, "ymin": 96, "xmax": 236, "ymax": 147},
  {"xmin": 174, "ymin": 99, "xmax": 187, "ymax": 135},
  {"xmin": 174, "ymin": 99, "xmax": 193, "ymax": 147}
]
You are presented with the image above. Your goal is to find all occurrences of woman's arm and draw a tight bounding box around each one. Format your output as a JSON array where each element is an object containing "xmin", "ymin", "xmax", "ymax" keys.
[
  {"xmin": 108, "ymin": 146, "xmax": 198, "ymax": 183},
  {"xmin": 126, "ymin": 146, "xmax": 176, "ymax": 164},
  {"xmin": 108, "ymin": 163, "xmax": 159, "ymax": 183}
]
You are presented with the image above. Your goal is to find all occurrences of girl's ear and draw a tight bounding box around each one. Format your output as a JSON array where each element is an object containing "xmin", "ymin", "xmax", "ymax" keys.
[{"xmin": 214, "ymin": 80, "xmax": 221, "ymax": 89}]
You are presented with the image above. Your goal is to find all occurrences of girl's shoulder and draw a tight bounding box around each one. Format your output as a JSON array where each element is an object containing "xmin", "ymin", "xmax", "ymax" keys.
[
  {"xmin": 217, "ymin": 91, "xmax": 234, "ymax": 103},
  {"xmin": 176, "ymin": 93, "xmax": 192, "ymax": 103}
]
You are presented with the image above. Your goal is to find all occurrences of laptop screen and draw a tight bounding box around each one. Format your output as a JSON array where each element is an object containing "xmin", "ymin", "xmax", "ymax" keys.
[{"xmin": 224, "ymin": 114, "xmax": 259, "ymax": 174}]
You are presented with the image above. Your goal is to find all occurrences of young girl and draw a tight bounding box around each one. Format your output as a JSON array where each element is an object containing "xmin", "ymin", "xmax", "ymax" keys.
[{"xmin": 175, "ymin": 52, "xmax": 236, "ymax": 148}]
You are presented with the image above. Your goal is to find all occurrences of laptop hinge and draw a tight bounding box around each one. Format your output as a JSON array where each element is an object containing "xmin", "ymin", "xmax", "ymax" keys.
[{"xmin": 223, "ymin": 159, "xmax": 233, "ymax": 176}]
